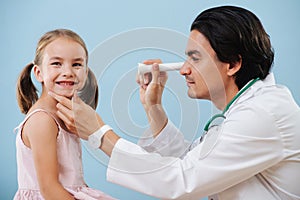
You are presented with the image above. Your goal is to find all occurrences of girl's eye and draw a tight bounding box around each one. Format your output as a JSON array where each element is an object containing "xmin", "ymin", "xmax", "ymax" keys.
[
  {"xmin": 51, "ymin": 62, "xmax": 61, "ymax": 66},
  {"xmin": 73, "ymin": 63, "xmax": 83, "ymax": 67}
]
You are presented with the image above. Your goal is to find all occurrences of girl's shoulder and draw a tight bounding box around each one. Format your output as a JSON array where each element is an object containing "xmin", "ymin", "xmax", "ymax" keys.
[
  {"xmin": 21, "ymin": 109, "xmax": 60, "ymax": 145},
  {"xmin": 24, "ymin": 109, "xmax": 58, "ymax": 127}
]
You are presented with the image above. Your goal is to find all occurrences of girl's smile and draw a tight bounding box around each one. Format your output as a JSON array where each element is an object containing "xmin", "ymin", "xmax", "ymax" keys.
[{"xmin": 34, "ymin": 37, "xmax": 88, "ymax": 98}]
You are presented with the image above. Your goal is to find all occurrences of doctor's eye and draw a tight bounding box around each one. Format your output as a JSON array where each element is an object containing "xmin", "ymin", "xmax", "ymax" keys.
[{"xmin": 191, "ymin": 56, "xmax": 200, "ymax": 62}]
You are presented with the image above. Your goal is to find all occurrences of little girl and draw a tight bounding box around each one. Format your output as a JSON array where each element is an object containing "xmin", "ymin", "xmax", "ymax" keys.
[{"xmin": 14, "ymin": 29, "xmax": 116, "ymax": 200}]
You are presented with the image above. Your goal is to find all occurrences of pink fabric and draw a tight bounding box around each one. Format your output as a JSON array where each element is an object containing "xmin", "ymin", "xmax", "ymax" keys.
[{"xmin": 14, "ymin": 109, "xmax": 116, "ymax": 200}]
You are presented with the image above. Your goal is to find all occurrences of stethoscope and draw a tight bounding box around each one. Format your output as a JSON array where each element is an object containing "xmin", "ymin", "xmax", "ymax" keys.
[{"xmin": 203, "ymin": 77, "xmax": 260, "ymax": 132}]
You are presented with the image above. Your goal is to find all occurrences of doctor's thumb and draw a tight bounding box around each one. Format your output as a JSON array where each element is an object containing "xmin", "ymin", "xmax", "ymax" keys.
[
  {"xmin": 151, "ymin": 63, "xmax": 160, "ymax": 84},
  {"xmin": 73, "ymin": 90, "xmax": 83, "ymax": 104}
]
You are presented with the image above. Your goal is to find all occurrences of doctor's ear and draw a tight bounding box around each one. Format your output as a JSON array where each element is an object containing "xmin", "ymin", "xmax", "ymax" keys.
[
  {"xmin": 33, "ymin": 65, "xmax": 43, "ymax": 83},
  {"xmin": 227, "ymin": 55, "xmax": 242, "ymax": 76}
]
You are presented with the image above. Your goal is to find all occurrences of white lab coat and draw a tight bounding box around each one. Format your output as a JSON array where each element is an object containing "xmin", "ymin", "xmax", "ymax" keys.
[{"xmin": 107, "ymin": 74, "xmax": 300, "ymax": 200}]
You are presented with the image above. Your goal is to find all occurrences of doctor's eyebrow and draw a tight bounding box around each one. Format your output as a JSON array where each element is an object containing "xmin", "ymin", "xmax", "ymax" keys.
[{"xmin": 185, "ymin": 50, "xmax": 201, "ymax": 57}]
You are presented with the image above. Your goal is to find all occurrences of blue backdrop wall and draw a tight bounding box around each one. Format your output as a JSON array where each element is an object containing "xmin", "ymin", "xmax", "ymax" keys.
[{"xmin": 1, "ymin": 0, "xmax": 299, "ymax": 199}]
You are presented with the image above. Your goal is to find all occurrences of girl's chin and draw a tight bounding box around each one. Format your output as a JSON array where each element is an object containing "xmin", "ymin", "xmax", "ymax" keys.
[
  {"xmin": 52, "ymin": 91, "xmax": 74, "ymax": 99},
  {"xmin": 65, "ymin": 94, "xmax": 74, "ymax": 99}
]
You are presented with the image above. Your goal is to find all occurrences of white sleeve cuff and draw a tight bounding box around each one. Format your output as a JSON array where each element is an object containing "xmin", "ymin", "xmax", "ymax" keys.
[{"xmin": 138, "ymin": 120, "xmax": 189, "ymax": 157}]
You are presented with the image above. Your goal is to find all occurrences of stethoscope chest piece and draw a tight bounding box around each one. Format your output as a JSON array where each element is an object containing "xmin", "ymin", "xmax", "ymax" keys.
[{"xmin": 199, "ymin": 117, "xmax": 224, "ymax": 159}]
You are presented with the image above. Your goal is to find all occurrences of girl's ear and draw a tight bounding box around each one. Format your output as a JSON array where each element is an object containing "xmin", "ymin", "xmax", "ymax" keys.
[
  {"xmin": 227, "ymin": 55, "xmax": 242, "ymax": 76},
  {"xmin": 33, "ymin": 65, "xmax": 43, "ymax": 83}
]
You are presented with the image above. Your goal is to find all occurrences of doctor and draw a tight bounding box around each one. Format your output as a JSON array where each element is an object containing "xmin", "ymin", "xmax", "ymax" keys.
[{"xmin": 50, "ymin": 6, "xmax": 300, "ymax": 200}]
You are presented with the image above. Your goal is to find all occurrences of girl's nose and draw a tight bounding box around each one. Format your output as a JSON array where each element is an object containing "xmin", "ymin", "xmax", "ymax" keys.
[
  {"xmin": 180, "ymin": 61, "xmax": 191, "ymax": 76},
  {"xmin": 62, "ymin": 65, "xmax": 74, "ymax": 77}
]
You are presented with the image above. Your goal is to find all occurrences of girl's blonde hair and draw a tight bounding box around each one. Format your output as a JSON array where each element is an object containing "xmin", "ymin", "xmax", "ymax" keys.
[{"xmin": 16, "ymin": 29, "xmax": 98, "ymax": 114}]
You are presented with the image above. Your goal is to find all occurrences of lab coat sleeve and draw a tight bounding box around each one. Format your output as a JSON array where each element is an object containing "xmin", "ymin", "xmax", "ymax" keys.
[
  {"xmin": 137, "ymin": 120, "xmax": 191, "ymax": 158},
  {"xmin": 107, "ymin": 138, "xmax": 197, "ymax": 199},
  {"xmin": 106, "ymin": 103, "xmax": 284, "ymax": 199}
]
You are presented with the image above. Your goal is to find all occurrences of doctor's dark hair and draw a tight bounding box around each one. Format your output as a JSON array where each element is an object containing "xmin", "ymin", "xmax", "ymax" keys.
[
  {"xmin": 191, "ymin": 6, "xmax": 274, "ymax": 89},
  {"xmin": 16, "ymin": 29, "xmax": 98, "ymax": 114}
]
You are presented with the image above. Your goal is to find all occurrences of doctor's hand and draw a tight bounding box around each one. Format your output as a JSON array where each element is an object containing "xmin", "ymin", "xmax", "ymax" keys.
[
  {"xmin": 136, "ymin": 59, "xmax": 168, "ymax": 137},
  {"xmin": 48, "ymin": 91, "xmax": 103, "ymax": 140},
  {"xmin": 137, "ymin": 59, "xmax": 168, "ymax": 111}
]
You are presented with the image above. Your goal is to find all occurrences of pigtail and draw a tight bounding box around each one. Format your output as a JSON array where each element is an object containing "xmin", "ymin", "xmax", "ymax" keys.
[
  {"xmin": 77, "ymin": 68, "xmax": 98, "ymax": 110},
  {"xmin": 16, "ymin": 63, "xmax": 38, "ymax": 114}
]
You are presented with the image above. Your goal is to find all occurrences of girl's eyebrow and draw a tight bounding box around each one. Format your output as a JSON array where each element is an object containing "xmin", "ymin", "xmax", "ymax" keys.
[
  {"xmin": 48, "ymin": 57, "xmax": 85, "ymax": 62},
  {"xmin": 72, "ymin": 58, "xmax": 84, "ymax": 62},
  {"xmin": 49, "ymin": 56, "xmax": 63, "ymax": 61}
]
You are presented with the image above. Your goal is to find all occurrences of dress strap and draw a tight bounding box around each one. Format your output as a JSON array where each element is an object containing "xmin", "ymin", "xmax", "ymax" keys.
[{"xmin": 14, "ymin": 109, "xmax": 61, "ymax": 133}]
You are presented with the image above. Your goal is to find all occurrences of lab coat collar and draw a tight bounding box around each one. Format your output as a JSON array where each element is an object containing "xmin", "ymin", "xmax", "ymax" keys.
[{"xmin": 225, "ymin": 73, "xmax": 276, "ymax": 115}]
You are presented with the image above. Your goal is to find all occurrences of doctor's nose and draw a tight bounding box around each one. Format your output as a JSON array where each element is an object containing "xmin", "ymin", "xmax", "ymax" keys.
[{"xmin": 180, "ymin": 61, "xmax": 192, "ymax": 76}]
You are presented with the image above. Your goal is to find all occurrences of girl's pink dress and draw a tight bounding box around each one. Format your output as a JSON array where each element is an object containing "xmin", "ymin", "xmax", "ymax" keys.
[{"xmin": 14, "ymin": 109, "xmax": 116, "ymax": 200}]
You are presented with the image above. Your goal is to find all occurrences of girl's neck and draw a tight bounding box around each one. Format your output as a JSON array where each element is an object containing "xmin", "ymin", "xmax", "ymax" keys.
[
  {"xmin": 38, "ymin": 92, "xmax": 58, "ymax": 111},
  {"xmin": 33, "ymin": 92, "xmax": 71, "ymax": 131}
]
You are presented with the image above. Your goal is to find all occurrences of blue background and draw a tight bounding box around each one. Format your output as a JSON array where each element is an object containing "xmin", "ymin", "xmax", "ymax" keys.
[{"xmin": 1, "ymin": 0, "xmax": 299, "ymax": 199}]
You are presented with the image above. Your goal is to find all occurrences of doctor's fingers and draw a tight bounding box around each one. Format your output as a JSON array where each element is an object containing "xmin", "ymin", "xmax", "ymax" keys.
[
  {"xmin": 136, "ymin": 72, "xmax": 148, "ymax": 85},
  {"xmin": 151, "ymin": 63, "xmax": 160, "ymax": 84},
  {"xmin": 48, "ymin": 91, "xmax": 73, "ymax": 110},
  {"xmin": 137, "ymin": 72, "xmax": 152, "ymax": 89},
  {"xmin": 136, "ymin": 68, "xmax": 166, "ymax": 88},
  {"xmin": 143, "ymin": 59, "xmax": 162, "ymax": 65},
  {"xmin": 56, "ymin": 104, "xmax": 78, "ymax": 134},
  {"xmin": 143, "ymin": 72, "xmax": 152, "ymax": 85},
  {"xmin": 142, "ymin": 59, "xmax": 162, "ymax": 85},
  {"xmin": 159, "ymin": 71, "xmax": 168, "ymax": 87}
]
